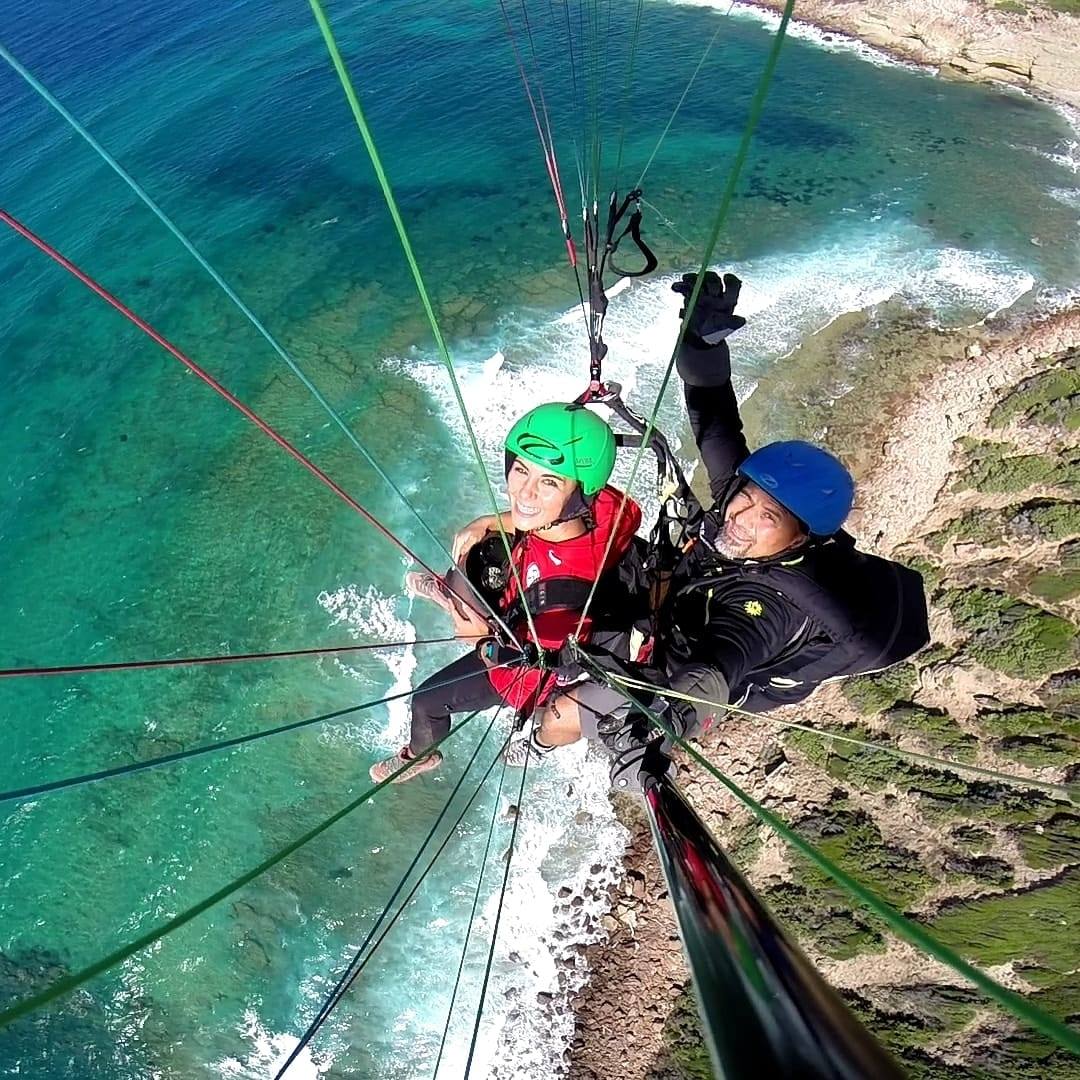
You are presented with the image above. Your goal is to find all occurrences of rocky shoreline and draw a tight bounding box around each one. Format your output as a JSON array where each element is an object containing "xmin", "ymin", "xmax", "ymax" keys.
[
  {"xmin": 565, "ymin": 296, "xmax": 1080, "ymax": 1079},
  {"xmin": 736, "ymin": 0, "xmax": 1080, "ymax": 108}
]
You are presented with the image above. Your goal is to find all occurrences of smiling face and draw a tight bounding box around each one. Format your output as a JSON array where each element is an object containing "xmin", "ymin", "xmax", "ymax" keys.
[
  {"xmin": 506, "ymin": 456, "xmax": 578, "ymax": 533},
  {"xmin": 716, "ymin": 481, "xmax": 806, "ymax": 559}
]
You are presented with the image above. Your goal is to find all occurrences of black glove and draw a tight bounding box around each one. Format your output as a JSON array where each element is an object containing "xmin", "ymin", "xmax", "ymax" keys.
[
  {"xmin": 672, "ymin": 270, "xmax": 746, "ymax": 347},
  {"xmin": 668, "ymin": 663, "xmax": 729, "ymax": 741}
]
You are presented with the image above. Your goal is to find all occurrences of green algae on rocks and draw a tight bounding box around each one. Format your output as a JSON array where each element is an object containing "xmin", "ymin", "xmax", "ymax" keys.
[
  {"xmin": 659, "ymin": 987, "xmax": 719, "ymax": 1080},
  {"xmin": 793, "ymin": 805, "xmax": 932, "ymax": 910},
  {"xmin": 943, "ymin": 587, "xmax": 1077, "ymax": 678},
  {"xmin": 1040, "ymin": 670, "xmax": 1080, "ymax": 716},
  {"xmin": 785, "ymin": 720, "xmax": 973, "ymax": 798},
  {"xmin": 884, "ymin": 704, "xmax": 979, "ymax": 761},
  {"xmin": 842, "ymin": 985, "xmax": 981, "ymax": 1080},
  {"xmin": 1007, "ymin": 501, "xmax": 1080, "ymax": 544},
  {"xmin": 988, "ymin": 348, "xmax": 1080, "ymax": 432},
  {"xmin": 762, "ymin": 804, "xmax": 932, "ymax": 960},
  {"xmin": 952, "ymin": 439, "xmax": 1080, "ymax": 497},
  {"xmin": 926, "ymin": 509, "xmax": 1005, "ymax": 551},
  {"xmin": 929, "ymin": 866, "xmax": 1080, "ymax": 972},
  {"xmin": 977, "ymin": 706, "xmax": 1080, "ymax": 767},
  {"xmin": 842, "ymin": 663, "xmax": 919, "ymax": 714},
  {"xmin": 1014, "ymin": 813, "xmax": 1080, "ymax": 870}
]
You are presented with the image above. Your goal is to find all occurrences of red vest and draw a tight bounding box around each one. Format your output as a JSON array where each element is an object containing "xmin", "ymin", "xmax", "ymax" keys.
[{"xmin": 487, "ymin": 486, "xmax": 642, "ymax": 710}]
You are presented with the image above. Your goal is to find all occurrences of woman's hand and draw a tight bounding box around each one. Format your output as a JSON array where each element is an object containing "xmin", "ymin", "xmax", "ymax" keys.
[
  {"xmin": 452, "ymin": 514, "xmax": 499, "ymax": 565},
  {"xmin": 449, "ymin": 599, "xmax": 491, "ymax": 640}
]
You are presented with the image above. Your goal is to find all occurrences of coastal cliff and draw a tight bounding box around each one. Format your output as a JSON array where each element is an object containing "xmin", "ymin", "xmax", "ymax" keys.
[{"xmin": 567, "ymin": 301, "xmax": 1080, "ymax": 1078}]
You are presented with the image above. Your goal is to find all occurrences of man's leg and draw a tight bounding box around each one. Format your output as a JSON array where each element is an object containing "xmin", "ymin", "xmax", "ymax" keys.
[{"xmin": 538, "ymin": 679, "xmax": 634, "ymax": 746}]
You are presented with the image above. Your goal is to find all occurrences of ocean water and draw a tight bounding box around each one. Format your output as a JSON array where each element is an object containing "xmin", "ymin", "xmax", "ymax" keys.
[{"xmin": 0, "ymin": 0, "xmax": 1077, "ymax": 1076}]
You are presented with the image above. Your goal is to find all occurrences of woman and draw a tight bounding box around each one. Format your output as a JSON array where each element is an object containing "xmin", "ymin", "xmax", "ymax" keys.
[{"xmin": 369, "ymin": 402, "xmax": 642, "ymax": 784}]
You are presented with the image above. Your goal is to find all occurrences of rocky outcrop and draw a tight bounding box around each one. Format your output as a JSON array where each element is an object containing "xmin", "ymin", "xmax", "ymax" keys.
[{"xmin": 748, "ymin": 0, "xmax": 1080, "ymax": 107}]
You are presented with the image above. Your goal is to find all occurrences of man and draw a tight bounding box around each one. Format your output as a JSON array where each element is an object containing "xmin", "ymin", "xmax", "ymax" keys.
[{"xmin": 531, "ymin": 271, "xmax": 928, "ymax": 789}]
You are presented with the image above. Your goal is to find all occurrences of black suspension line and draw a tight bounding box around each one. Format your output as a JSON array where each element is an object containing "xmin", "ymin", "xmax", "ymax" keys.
[
  {"xmin": 274, "ymin": 706, "xmax": 504, "ymax": 1077},
  {"xmin": 0, "ymin": 662, "xmax": 521, "ymax": 804}
]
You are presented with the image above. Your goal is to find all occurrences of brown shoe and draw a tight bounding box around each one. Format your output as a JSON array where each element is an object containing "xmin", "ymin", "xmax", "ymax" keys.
[{"xmin": 368, "ymin": 746, "xmax": 444, "ymax": 785}]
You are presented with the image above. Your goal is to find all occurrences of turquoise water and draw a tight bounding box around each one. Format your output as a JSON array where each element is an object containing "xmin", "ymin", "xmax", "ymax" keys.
[{"xmin": 0, "ymin": 0, "xmax": 1077, "ymax": 1076}]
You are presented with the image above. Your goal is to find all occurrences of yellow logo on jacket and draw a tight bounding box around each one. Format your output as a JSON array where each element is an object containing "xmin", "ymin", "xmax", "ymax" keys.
[{"xmin": 744, "ymin": 600, "xmax": 764, "ymax": 617}]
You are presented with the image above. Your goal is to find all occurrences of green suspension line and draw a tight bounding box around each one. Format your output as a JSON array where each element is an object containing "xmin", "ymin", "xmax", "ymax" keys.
[
  {"xmin": 0, "ymin": 712, "xmax": 481, "ymax": 1030},
  {"xmin": 307, "ymin": 0, "xmax": 541, "ymax": 648},
  {"xmin": 607, "ymin": 672, "xmax": 1079, "ymax": 803}
]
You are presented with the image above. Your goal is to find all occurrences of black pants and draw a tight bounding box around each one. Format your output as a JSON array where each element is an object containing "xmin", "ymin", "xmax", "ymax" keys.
[{"xmin": 409, "ymin": 651, "xmax": 502, "ymax": 755}]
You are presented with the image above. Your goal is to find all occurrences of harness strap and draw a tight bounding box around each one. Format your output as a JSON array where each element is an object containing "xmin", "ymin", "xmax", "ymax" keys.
[
  {"xmin": 505, "ymin": 576, "xmax": 596, "ymax": 629},
  {"xmin": 607, "ymin": 192, "xmax": 658, "ymax": 278}
]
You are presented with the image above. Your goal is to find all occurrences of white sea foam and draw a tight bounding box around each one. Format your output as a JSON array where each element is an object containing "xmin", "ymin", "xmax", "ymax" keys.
[
  {"xmin": 316, "ymin": 584, "xmax": 418, "ymax": 747},
  {"xmin": 432, "ymin": 742, "xmax": 629, "ymax": 1080},
  {"xmin": 1050, "ymin": 186, "xmax": 1080, "ymax": 211},
  {"xmin": 668, "ymin": 0, "xmax": 929, "ymax": 73},
  {"xmin": 216, "ymin": 1009, "xmax": 327, "ymax": 1079},
  {"xmin": 401, "ymin": 223, "xmax": 1035, "ymax": 445}
]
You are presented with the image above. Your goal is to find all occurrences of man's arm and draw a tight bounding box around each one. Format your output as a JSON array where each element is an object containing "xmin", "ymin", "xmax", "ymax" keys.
[
  {"xmin": 682, "ymin": 375, "xmax": 749, "ymax": 503},
  {"xmin": 672, "ymin": 271, "xmax": 750, "ymax": 502},
  {"xmin": 669, "ymin": 580, "xmax": 807, "ymax": 725}
]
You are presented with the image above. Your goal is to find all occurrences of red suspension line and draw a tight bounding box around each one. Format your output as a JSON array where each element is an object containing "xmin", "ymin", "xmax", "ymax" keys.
[
  {"xmin": 498, "ymin": 1, "xmax": 577, "ymax": 267},
  {"xmin": 0, "ymin": 637, "xmax": 457, "ymax": 679},
  {"xmin": 0, "ymin": 208, "xmax": 451, "ymax": 586}
]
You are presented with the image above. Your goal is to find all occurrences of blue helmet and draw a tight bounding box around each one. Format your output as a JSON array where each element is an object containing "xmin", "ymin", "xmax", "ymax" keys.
[{"xmin": 738, "ymin": 441, "xmax": 854, "ymax": 536}]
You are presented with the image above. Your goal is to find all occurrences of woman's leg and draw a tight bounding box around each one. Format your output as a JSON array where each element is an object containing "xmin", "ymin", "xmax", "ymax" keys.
[{"xmin": 409, "ymin": 650, "xmax": 501, "ymax": 755}]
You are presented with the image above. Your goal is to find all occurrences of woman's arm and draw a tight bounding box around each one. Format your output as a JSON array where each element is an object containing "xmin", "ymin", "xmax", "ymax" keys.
[{"xmin": 451, "ymin": 511, "xmax": 514, "ymax": 565}]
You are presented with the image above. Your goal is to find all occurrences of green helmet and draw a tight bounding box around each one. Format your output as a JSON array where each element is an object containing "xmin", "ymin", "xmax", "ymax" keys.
[{"xmin": 504, "ymin": 403, "xmax": 616, "ymax": 497}]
